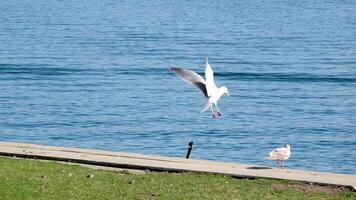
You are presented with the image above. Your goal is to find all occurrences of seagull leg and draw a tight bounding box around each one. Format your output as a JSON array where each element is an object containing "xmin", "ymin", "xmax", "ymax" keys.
[
  {"xmin": 214, "ymin": 104, "xmax": 222, "ymax": 116},
  {"xmin": 210, "ymin": 105, "xmax": 216, "ymax": 118}
]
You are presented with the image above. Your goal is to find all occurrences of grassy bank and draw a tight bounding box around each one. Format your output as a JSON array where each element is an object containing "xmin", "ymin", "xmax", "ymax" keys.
[{"xmin": 0, "ymin": 156, "xmax": 354, "ymax": 200}]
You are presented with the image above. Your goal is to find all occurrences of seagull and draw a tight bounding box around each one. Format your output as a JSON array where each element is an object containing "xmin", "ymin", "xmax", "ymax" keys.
[
  {"xmin": 170, "ymin": 58, "xmax": 229, "ymax": 118},
  {"xmin": 266, "ymin": 144, "xmax": 291, "ymax": 168}
]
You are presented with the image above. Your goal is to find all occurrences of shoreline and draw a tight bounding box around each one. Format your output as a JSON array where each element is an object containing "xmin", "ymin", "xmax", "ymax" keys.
[{"xmin": 0, "ymin": 141, "xmax": 355, "ymax": 190}]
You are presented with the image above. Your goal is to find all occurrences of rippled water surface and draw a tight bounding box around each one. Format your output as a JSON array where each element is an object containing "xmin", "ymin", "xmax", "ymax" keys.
[{"xmin": 1, "ymin": 0, "xmax": 355, "ymax": 174}]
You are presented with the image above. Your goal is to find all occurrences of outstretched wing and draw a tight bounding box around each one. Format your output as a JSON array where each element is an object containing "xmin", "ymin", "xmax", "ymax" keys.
[
  {"xmin": 205, "ymin": 58, "xmax": 217, "ymax": 97},
  {"xmin": 170, "ymin": 67, "xmax": 208, "ymax": 98}
]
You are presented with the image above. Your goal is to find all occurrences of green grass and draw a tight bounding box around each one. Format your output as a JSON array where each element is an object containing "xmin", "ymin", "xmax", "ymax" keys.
[{"xmin": 0, "ymin": 156, "xmax": 354, "ymax": 200}]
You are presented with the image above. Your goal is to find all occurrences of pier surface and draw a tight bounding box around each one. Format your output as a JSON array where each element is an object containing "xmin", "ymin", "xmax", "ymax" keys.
[{"xmin": 0, "ymin": 141, "xmax": 354, "ymax": 190}]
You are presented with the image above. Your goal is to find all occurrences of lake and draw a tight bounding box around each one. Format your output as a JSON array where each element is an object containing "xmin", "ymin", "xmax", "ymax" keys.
[{"xmin": 0, "ymin": 0, "xmax": 355, "ymax": 174}]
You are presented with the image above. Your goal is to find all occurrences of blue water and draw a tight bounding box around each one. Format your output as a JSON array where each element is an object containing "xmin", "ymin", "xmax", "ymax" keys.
[{"xmin": 1, "ymin": 0, "xmax": 355, "ymax": 174}]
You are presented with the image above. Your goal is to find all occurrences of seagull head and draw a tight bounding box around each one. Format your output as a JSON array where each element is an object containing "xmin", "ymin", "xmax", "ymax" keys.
[
  {"xmin": 221, "ymin": 86, "xmax": 229, "ymax": 96},
  {"xmin": 284, "ymin": 144, "xmax": 291, "ymax": 149}
]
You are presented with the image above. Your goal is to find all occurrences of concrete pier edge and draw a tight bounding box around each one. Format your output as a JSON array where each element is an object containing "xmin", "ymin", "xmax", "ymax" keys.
[{"xmin": 0, "ymin": 141, "xmax": 355, "ymax": 190}]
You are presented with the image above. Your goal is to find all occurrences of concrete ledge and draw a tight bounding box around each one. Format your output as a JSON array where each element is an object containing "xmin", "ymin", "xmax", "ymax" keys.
[{"xmin": 0, "ymin": 141, "xmax": 355, "ymax": 190}]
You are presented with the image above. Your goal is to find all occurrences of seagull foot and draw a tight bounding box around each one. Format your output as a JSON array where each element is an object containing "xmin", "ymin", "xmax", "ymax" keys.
[{"xmin": 217, "ymin": 112, "xmax": 222, "ymax": 116}]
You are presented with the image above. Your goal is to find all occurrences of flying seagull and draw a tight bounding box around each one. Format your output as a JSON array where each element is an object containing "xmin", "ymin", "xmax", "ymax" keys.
[
  {"xmin": 266, "ymin": 144, "xmax": 291, "ymax": 168},
  {"xmin": 170, "ymin": 58, "xmax": 229, "ymax": 118}
]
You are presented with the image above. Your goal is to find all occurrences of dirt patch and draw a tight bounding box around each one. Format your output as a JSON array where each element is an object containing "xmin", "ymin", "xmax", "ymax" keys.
[{"xmin": 272, "ymin": 183, "xmax": 350, "ymax": 195}]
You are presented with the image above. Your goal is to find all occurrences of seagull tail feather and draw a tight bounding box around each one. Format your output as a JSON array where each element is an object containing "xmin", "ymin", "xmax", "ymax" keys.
[{"xmin": 201, "ymin": 101, "xmax": 211, "ymax": 113}]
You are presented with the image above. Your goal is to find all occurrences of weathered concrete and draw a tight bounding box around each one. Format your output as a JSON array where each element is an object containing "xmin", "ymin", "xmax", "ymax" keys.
[{"xmin": 0, "ymin": 141, "xmax": 355, "ymax": 190}]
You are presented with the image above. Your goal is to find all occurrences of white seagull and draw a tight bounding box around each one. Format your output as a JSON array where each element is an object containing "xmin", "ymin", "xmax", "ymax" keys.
[
  {"xmin": 170, "ymin": 58, "xmax": 229, "ymax": 118},
  {"xmin": 266, "ymin": 144, "xmax": 291, "ymax": 168}
]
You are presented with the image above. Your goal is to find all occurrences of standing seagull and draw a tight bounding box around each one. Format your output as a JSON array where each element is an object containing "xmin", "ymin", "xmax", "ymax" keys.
[
  {"xmin": 266, "ymin": 144, "xmax": 291, "ymax": 168},
  {"xmin": 170, "ymin": 58, "xmax": 229, "ymax": 118}
]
